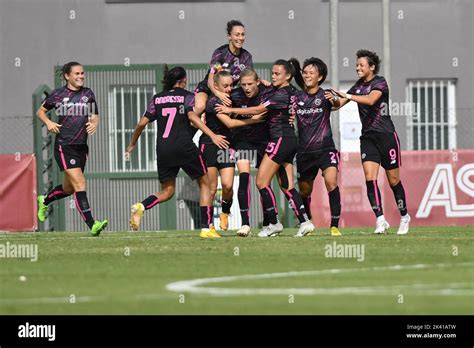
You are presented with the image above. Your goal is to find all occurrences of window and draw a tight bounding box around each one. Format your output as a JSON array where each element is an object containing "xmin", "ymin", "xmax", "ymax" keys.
[
  {"xmin": 406, "ymin": 79, "xmax": 457, "ymax": 150},
  {"xmin": 108, "ymin": 85, "xmax": 157, "ymax": 171}
]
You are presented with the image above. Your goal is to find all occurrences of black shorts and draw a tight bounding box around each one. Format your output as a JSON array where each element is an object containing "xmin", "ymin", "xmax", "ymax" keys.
[
  {"xmin": 233, "ymin": 140, "xmax": 267, "ymax": 168},
  {"xmin": 360, "ymin": 131, "xmax": 402, "ymax": 170},
  {"xmin": 194, "ymin": 80, "xmax": 211, "ymax": 96},
  {"xmin": 157, "ymin": 148, "xmax": 207, "ymax": 183},
  {"xmin": 199, "ymin": 143, "xmax": 235, "ymax": 170},
  {"xmin": 54, "ymin": 143, "xmax": 88, "ymax": 172},
  {"xmin": 296, "ymin": 149, "xmax": 340, "ymax": 182},
  {"xmin": 265, "ymin": 137, "xmax": 297, "ymax": 165}
]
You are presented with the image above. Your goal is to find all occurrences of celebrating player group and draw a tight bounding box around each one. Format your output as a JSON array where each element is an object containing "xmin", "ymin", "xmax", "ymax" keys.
[{"xmin": 36, "ymin": 20, "xmax": 410, "ymax": 238}]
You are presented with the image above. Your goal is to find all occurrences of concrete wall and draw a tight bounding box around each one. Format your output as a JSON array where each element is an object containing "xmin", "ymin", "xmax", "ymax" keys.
[{"xmin": 1, "ymin": 0, "xmax": 472, "ymax": 153}]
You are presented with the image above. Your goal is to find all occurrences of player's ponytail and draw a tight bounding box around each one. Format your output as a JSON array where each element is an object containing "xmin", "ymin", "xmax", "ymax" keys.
[
  {"xmin": 161, "ymin": 65, "xmax": 187, "ymax": 91},
  {"xmin": 289, "ymin": 58, "xmax": 304, "ymax": 90}
]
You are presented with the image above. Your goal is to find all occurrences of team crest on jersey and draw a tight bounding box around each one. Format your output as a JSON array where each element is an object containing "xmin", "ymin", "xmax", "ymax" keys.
[
  {"xmin": 81, "ymin": 96, "xmax": 89, "ymax": 103},
  {"xmin": 70, "ymin": 159, "xmax": 76, "ymax": 165},
  {"xmin": 298, "ymin": 101, "xmax": 305, "ymax": 106},
  {"xmin": 222, "ymin": 63, "xmax": 229, "ymax": 68},
  {"xmin": 356, "ymin": 89, "xmax": 361, "ymax": 94},
  {"xmin": 361, "ymin": 153, "xmax": 366, "ymax": 159},
  {"xmin": 63, "ymin": 98, "xmax": 70, "ymax": 102},
  {"xmin": 314, "ymin": 98, "xmax": 321, "ymax": 106}
]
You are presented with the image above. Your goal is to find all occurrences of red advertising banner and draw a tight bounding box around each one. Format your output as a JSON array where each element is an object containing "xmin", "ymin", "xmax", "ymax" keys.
[
  {"xmin": 311, "ymin": 150, "xmax": 474, "ymax": 228},
  {"xmin": 0, "ymin": 154, "xmax": 37, "ymax": 232}
]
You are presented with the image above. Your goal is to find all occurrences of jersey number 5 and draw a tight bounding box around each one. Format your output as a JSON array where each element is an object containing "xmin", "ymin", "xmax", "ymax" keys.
[{"xmin": 161, "ymin": 107, "xmax": 177, "ymax": 138}]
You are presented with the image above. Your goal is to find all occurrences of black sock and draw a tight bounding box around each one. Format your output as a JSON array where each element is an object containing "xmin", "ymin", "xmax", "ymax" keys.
[
  {"xmin": 258, "ymin": 187, "xmax": 278, "ymax": 225},
  {"xmin": 222, "ymin": 199, "xmax": 232, "ymax": 214},
  {"xmin": 238, "ymin": 173, "xmax": 250, "ymax": 226},
  {"xmin": 260, "ymin": 196, "xmax": 270, "ymax": 227},
  {"xmin": 302, "ymin": 195, "xmax": 312, "ymax": 220},
  {"xmin": 391, "ymin": 181, "xmax": 408, "ymax": 216},
  {"xmin": 44, "ymin": 185, "xmax": 70, "ymax": 205},
  {"xmin": 142, "ymin": 195, "xmax": 160, "ymax": 210},
  {"xmin": 328, "ymin": 186, "xmax": 341, "ymax": 228},
  {"xmin": 366, "ymin": 180, "xmax": 384, "ymax": 217},
  {"xmin": 284, "ymin": 188, "xmax": 309, "ymax": 224},
  {"xmin": 74, "ymin": 191, "xmax": 94, "ymax": 229},
  {"xmin": 200, "ymin": 206, "xmax": 213, "ymax": 229}
]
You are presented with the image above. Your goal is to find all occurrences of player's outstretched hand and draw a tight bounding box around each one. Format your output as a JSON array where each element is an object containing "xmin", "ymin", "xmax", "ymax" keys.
[
  {"xmin": 46, "ymin": 121, "xmax": 62, "ymax": 134},
  {"xmin": 325, "ymin": 90, "xmax": 336, "ymax": 101},
  {"xmin": 216, "ymin": 91, "xmax": 232, "ymax": 107},
  {"xmin": 330, "ymin": 88, "xmax": 346, "ymax": 99},
  {"xmin": 215, "ymin": 103, "xmax": 231, "ymax": 114},
  {"xmin": 260, "ymin": 79, "xmax": 272, "ymax": 87},
  {"xmin": 211, "ymin": 135, "xmax": 230, "ymax": 149},
  {"xmin": 124, "ymin": 143, "xmax": 136, "ymax": 161}
]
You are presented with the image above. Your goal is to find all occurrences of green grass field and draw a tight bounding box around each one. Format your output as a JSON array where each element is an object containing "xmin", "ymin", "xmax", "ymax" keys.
[{"xmin": 1, "ymin": 226, "xmax": 473, "ymax": 315}]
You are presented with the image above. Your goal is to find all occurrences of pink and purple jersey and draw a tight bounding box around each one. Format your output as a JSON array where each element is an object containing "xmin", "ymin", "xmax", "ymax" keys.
[
  {"xmin": 262, "ymin": 85, "xmax": 297, "ymax": 140},
  {"xmin": 144, "ymin": 87, "xmax": 198, "ymax": 165},
  {"xmin": 230, "ymin": 84, "xmax": 273, "ymax": 143},
  {"xmin": 42, "ymin": 86, "xmax": 98, "ymax": 145},
  {"xmin": 347, "ymin": 75, "xmax": 395, "ymax": 134},
  {"xmin": 294, "ymin": 88, "xmax": 335, "ymax": 153},
  {"xmin": 199, "ymin": 95, "xmax": 232, "ymax": 145},
  {"xmin": 202, "ymin": 44, "xmax": 253, "ymax": 88}
]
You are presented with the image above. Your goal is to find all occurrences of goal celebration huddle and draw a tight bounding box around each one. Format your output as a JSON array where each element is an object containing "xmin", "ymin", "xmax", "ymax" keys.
[{"xmin": 36, "ymin": 20, "xmax": 410, "ymax": 238}]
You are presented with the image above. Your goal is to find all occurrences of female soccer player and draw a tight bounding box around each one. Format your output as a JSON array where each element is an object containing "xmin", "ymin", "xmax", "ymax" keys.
[
  {"xmin": 227, "ymin": 68, "xmax": 273, "ymax": 236},
  {"xmin": 194, "ymin": 20, "xmax": 253, "ymax": 115},
  {"xmin": 36, "ymin": 62, "xmax": 108, "ymax": 236},
  {"xmin": 200, "ymin": 70, "xmax": 265, "ymax": 232},
  {"xmin": 216, "ymin": 60, "xmax": 315, "ymax": 237},
  {"xmin": 126, "ymin": 66, "xmax": 230, "ymax": 238},
  {"xmin": 330, "ymin": 49, "xmax": 410, "ymax": 235},
  {"xmin": 291, "ymin": 58, "xmax": 342, "ymax": 237}
]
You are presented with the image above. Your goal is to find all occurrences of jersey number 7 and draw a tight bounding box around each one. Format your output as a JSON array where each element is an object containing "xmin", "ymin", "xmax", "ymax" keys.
[{"xmin": 161, "ymin": 107, "xmax": 177, "ymax": 138}]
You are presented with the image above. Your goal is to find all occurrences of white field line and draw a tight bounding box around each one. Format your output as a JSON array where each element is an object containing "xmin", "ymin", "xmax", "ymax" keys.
[
  {"xmin": 1, "ymin": 263, "xmax": 473, "ymax": 306},
  {"xmin": 166, "ymin": 262, "xmax": 474, "ymax": 297}
]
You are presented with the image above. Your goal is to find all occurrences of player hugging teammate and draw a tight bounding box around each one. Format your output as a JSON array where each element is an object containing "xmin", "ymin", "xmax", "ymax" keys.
[{"xmin": 36, "ymin": 22, "xmax": 409, "ymax": 237}]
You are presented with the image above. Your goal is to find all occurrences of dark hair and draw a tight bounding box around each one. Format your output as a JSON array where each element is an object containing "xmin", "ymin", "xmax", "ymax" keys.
[
  {"xmin": 213, "ymin": 70, "xmax": 232, "ymax": 84},
  {"xmin": 289, "ymin": 58, "xmax": 304, "ymax": 90},
  {"xmin": 161, "ymin": 65, "xmax": 186, "ymax": 91},
  {"xmin": 227, "ymin": 20, "xmax": 244, "ymax": 35},
  {"xmin": 240, "ymin": 67, "xmax": 259, "ymax": 81},
  {"xmin": 273, "ymin": 59, "xmax": 296, "ymax": 82},
  {"xmin": 295, "ymin": 57, "xmax": 329, "ymax": 90},
  {"xmin": 57, "ymin": 61, "xmax": 82, "ymax": 82},
  {"xmin": 356, "ymin": 49, "xmax": 381, "ymax": 74}
]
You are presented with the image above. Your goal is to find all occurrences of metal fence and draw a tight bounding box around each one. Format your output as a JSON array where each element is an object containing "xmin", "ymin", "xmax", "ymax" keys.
[{"xmin": 33, "ymin": 63, "xmax": 287, "ymax": 232}]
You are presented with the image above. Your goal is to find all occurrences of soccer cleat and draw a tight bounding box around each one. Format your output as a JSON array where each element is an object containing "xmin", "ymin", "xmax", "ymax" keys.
[
  {"xmin": 219, "ymin": 212, "xmax": 230, "ymax": 231},
  {"xmin": 200, "ymin": 224, "xmax": 221, "ymax": 239},
  {"xmin": 294, "ymin": 220, "xmax": 315, "ymax": 237},
  {"xmin": 90, "ymin": 219, "xmax": 108, "ymax": 237},
  {"xmin": 374, "ymin": 219, "xmax": 390, "ymax": 234},
  {"xmin": 257, "ymin": 222, "xmax": 283, "ymax": 237},
  {"xmin": 330, "ymin": 226, "xmax": 342, "ymax": 236},
  {"xmin": 37, "ymin": 195, "xmax": 48, "ymax": 222},
  {"xmin": 130, "ymin": 203, "xmax": 144, "ymax": 231},
  {"xmin": 208, "ymin": 224, "xmax": 222, "ymax": 238},
  {"xmin": 237, "ymin": 225, "xmax": 251, "ymax": 237},
  {"xmin": 397, "ymin": 214, "xmax": 411, "ymax": 235}
]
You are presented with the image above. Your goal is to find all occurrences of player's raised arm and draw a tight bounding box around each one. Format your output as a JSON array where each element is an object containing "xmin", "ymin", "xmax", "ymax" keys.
[{"xmin": 187, "ymin": 111, "xmax": 229, "ymax": 149}]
